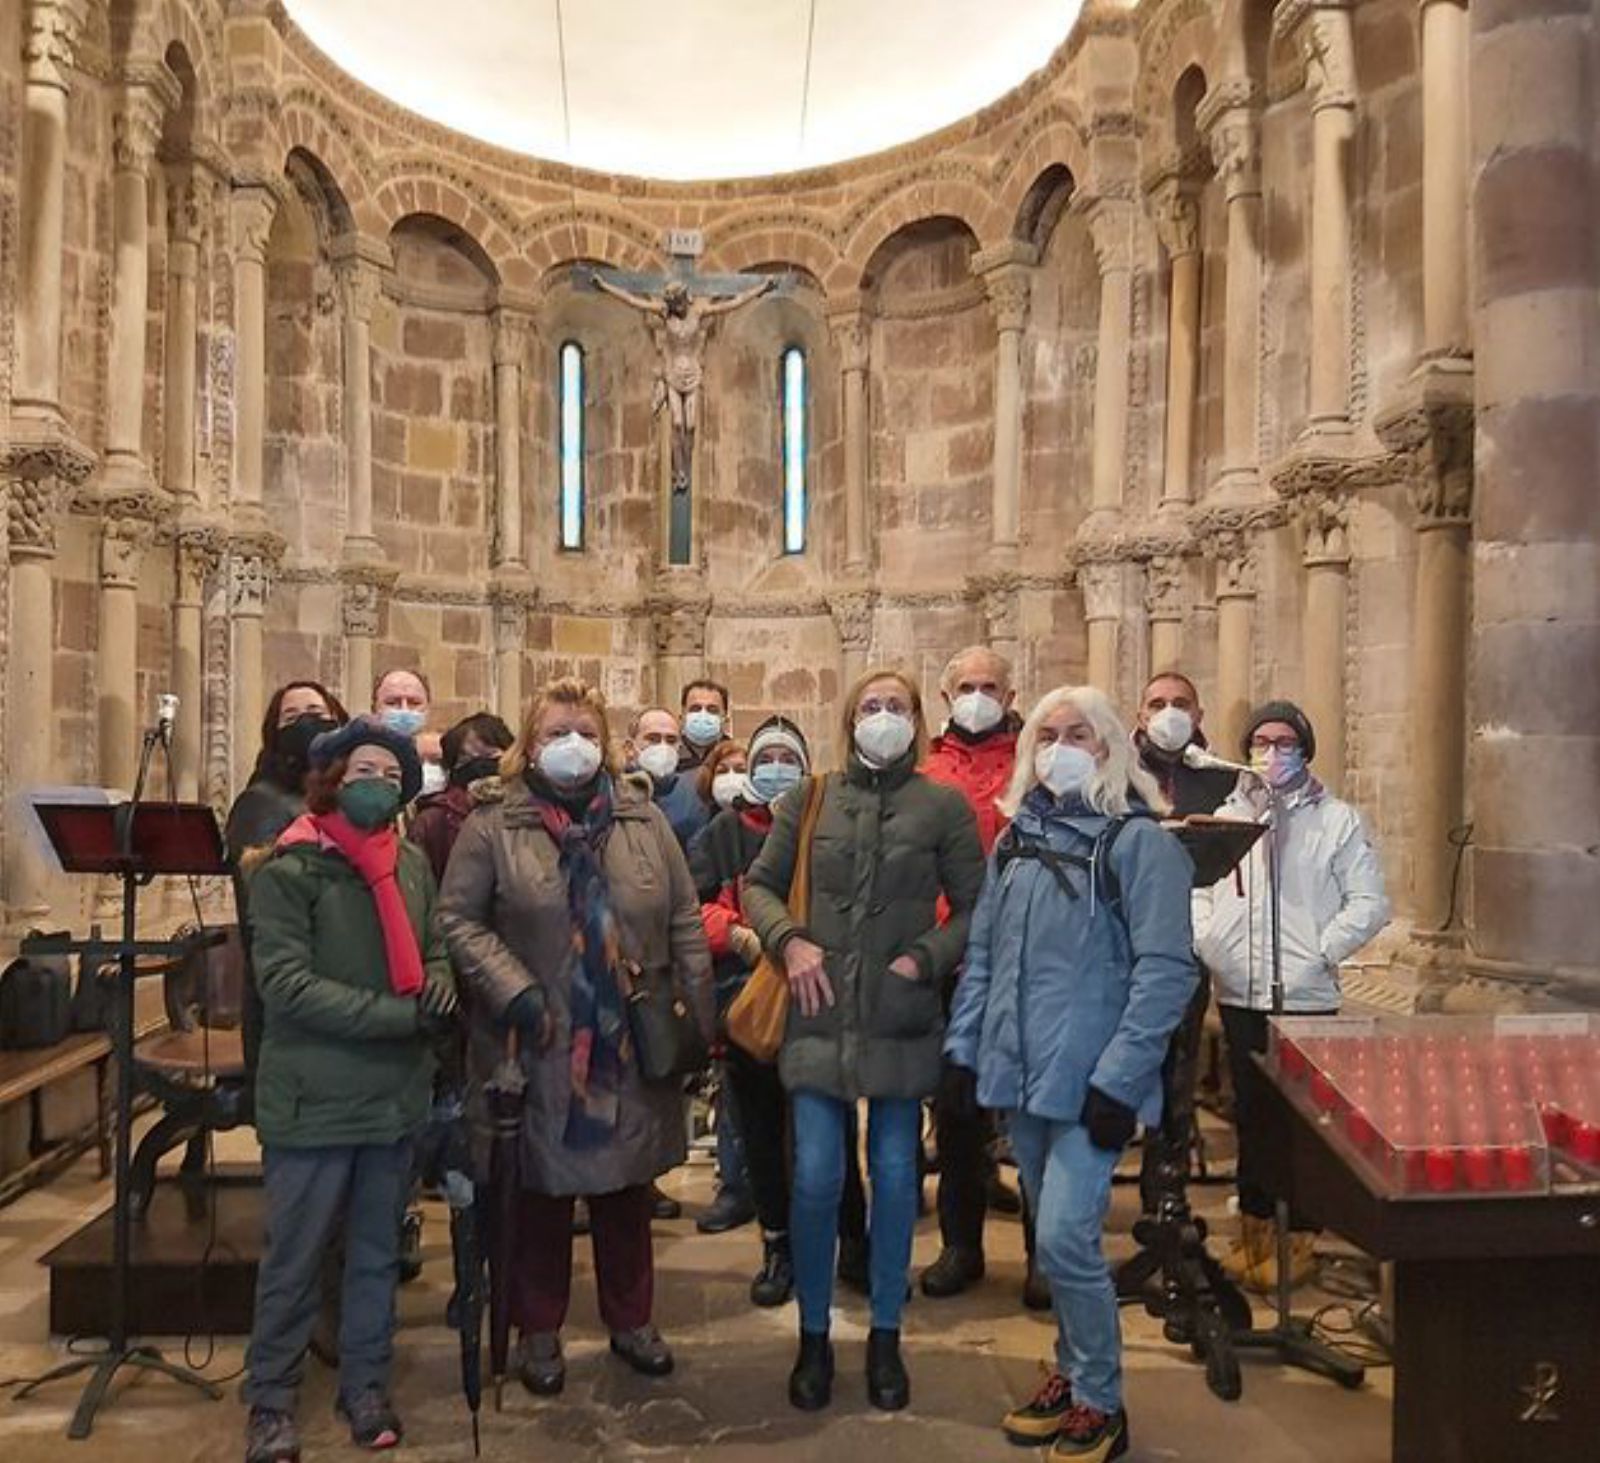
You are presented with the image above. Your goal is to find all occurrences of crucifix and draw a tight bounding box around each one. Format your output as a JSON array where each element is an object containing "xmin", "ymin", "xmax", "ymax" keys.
[{"xmin": 576, "ymin": 236, "xmax": 781, "ymax": 565}]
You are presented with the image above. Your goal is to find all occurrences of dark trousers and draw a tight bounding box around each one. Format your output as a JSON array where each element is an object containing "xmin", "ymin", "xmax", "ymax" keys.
[
  {"xmin": 244, "ymin": 1138, "xmax": 411, "ymax": 1412},
  {"xmin": 1137, "ymin": 970, "xmax": 1213, "ymax": 1215},
  {"xmin": 1220, "ymin": 1002, "xmax": 1334, "ymax": 1226},
  {"xmin": 724, "ymin": 1044, "xmax": 866, "ymax": 1242},
  {"xmin": 511, "ymin": 1184, "xmax": 654, "ymax": 1334},
  {"xmin": 933, "ymin": 1095, "xmax": 993, "ymax": 1253}
]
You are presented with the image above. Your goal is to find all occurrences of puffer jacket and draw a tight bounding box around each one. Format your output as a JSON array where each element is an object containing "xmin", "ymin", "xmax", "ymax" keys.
[
  {"xmin": 651, "ymin": 769, "xmax": 712, "ymax": 851},
  {"xmin": 742, "ymin": 753, "xmax": 986, "ymax": 1102},
  {"xmin": 1197, "ymin": 779, "xmax": 1390, "ymax": 1012},
  {"xmin": 921, "ymin": 722, "xmax": 1019, "ymax": 856},
  {"xmin": 945, "ymin": 788, "xmax": 1197, "ymax": 1127}
]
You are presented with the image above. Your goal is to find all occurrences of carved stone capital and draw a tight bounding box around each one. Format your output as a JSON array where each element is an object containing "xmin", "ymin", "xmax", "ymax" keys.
[
  {"xmin": 341, "ymin": 581, "xmax": 382, "ymax": 639},
  {"xmin": 967, "ymin": 570, "xmax": 1023, "ymax": 644},
  {"xmin": 1, "ymin": 426, "xmax": 95, "ymax": 559},
  {"xmin": 1194, "ymin": 502, "xmax": 1285, "ymax": 599},
  {"xmin": 1295, "ymin": 488, "xmax": 1353, "ymax": 567},
  {"xmin": 164, "ymin": 164, "xmax": 213, "ymax": 248},
  {"xmin": 99, "ymin": 514, "xmax": 155, "ymax": 589},
  {"xmin": 1146, "ymin": 176, "xmax": 1201, "ymax": 259},
  {"xmin": 648, "ymin": 594, "xmax": 712, "ymax": 658},
  {"xmin": 1084, "ymin": 200, "xmax": 1136, "ymax": 276},
  {"xmin": 176, "ymin": 522, "xmax": 225, "ymax": 603},
  {"xmin": 1375, "ymin": 364, "xmax": 1476, "ymax": 531},
  {"xmin": 335, "ymin": 256, "xmax": 384, "ymax": 326},
  {"xmin": 1194, "ymin": 78, "xmax": 1258, "ymax": 137},
  {"xmin": 973, "ymin": 251, "xmax": 1036, "ymax": 335},
  {"xmin": 825, "ymin": 298, "xmax": 872, "ymax": 374},
  {"xmin": 1205, "ymin": 106, "xmax": 1262, "ymax": 201},
  {"xmin": 491, "ymin": 309, "xmax": 530, "ymax": 369},
  {"xmin": 491, "ymin": 584, "xmax": 537, "ymax": 651},
  {"xmin": 1077, "ymin": 560, "xmax": 1126, "ymax": 623},
  {"xmin": 113, "ymin": 65, "xmax": 179, "ymax": 173},
  {"xmin": 230, "ymin": 186, "xmax": 279, "ymax": 267},
  {"xmin": 227, "ymin": 530, "xmax": 286, "ymax": 617},
  {"xmin": 23, "ymin": 0, "xmax": 89, "ymax": 93},
  {"xmin": 1144, "ymin": 553, "xmax": 1186, "ymax": 622},
  {"xmin": 1277, "ymin": 1, "xmax": 1358, "ymax": 112},
  {"xmin": 827, "ymin": 589, "xmax": 879, "ymax": 653}
]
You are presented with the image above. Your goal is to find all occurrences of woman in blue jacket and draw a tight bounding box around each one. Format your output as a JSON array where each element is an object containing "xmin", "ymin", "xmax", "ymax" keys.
[{"xmin": 945, "ymin": 686, "xmax": 1196, "ymax": 1463}]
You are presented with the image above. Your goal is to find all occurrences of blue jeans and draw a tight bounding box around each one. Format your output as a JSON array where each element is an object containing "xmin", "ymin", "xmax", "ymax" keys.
[
  {"xmin": 1008, "ymin": 1113, "xmax": 1123, "ymax": 1414},
  {"xmin": 790, "ymin": 1089, "xmax": 920, "ymax": 1334}
]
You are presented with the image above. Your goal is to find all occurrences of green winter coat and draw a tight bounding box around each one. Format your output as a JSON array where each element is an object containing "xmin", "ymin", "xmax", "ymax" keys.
[
  {"xmin": 247, "ymin": 836, "xmax": 451, "ymax": 1148},
  {"xmin": 742, "ymin": 754, "xmax": 986, "ymax": 1101}
]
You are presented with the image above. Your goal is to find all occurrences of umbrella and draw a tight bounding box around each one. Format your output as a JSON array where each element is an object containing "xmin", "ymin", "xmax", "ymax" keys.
[
  {"xmin": 485, "ymin": 1032, "xmax": 525, "ymax": 1411},
  {"xmin": 416, "ymin": 1089, "xmax": 484, "ymax": 1456}
]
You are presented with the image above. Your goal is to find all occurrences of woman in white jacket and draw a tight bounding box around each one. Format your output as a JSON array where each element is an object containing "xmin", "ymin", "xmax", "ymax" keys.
[{"xmin": 1195, "ymin": 701, "xmax": 1389, "ymax": 1292}]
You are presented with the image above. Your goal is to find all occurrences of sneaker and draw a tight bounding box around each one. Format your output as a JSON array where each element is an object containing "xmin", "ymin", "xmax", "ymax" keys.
[
  {"xmin": 1002, "ymin": 1365, "xmax": 1072, "ymax": 1445},
  {"xmin": 516, "ymin": 1331, "xmax": 565, "ymax": 1396},
  {"xmin": 609, "ymin": 1324, "xmax": 675, "ymax": 1377},
  {"xmin": 245, "ymin": 1406, "xmax": 300, "ymax": 1463},
  {"xmin": 1047, "ymin": 1403, "xmax": 1128, "ymax": 1462},
  {"xmin": 335, "ymin": 1387, "xmax": 403, "ymax": 1451},
  {"xmin": 750, "ymin": 1234, "xmax": 794, "ymax": 1308},
  {"xmin": 651, "ymin": 1183, "xmax": 682, "ymax": 1221},
  {"xmin": 920, "ymin": 1245, "xmax": 985, "ymax": 1298},
  {"xmin": 697, "ymin": 1187, "xmax": 756, "ymax": 1234},
  {"xmin": 398, "ymin": 1210, "xmax": 423, "ymax": 1285}
]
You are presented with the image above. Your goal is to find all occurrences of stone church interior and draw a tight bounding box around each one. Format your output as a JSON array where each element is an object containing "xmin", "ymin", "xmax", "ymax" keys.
[{"xmin": 0, "ymin": 2, "xmax": 1595, "ymax": 1461}]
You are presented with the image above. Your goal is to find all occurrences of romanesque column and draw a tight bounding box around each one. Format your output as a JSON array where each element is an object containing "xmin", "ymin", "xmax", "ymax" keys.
[
  {"xmin": 828, "ymin": 589, "xmax": 877, "ymax": 693},
  {"xmin": 1288, "ymin": 2, "xmax": 1358, "ymax": 429},
  {"xmin": 1296, "ymin": 488, "xmax": 1351, "ymax": 794},
  {"xmin": 1145, "ymin": 551, "xmax": 1186, "ymax": 673},
  {"xmin": 97, "ymin": 512, "xmax": 155, "ymax": 795},
  {"xmin": 825, "ymin": 299, "xmax": 872, "ymax": 575},
  {"xmin": 163, "ymin": 167, "xmax": 210, "ymax": 507},
  {"xmin": 975, "ymin": 572, "xmax": 1022, "ymax": 670},
  {"xmin": 971, "ymin": 243, "xmax": 1036, "ymax": 561},
  {"xmin": 491, "ymin": 309, "xmax": 527, "ymax": 569},
  {"xmin": 340, "ymin": 573, "xmax": 378, "ymax": 714},
  {"xmin": 492, "ymin": 590, "xmax": 528, "ymax": 726},
  {"xmin": 228, "ymin": 539, "xmax": 278, "ymax": 792},
  {"xmin": 650, "ymin": 595, "xmax": 711, "ymax": 711},
  {"xmin": 230, "ymin": 186, "xmax": 278, "ymax": 525},
  {"xmin": 1464, "ymin": 0, "xmax": 1599, "ymax": 987},
  {"xmin": 1420, "ymin": 0, "xmax": 1471, "ymax": 358},
  {"xmin": 1086, "ymin": 202, "xmax": 1135, "ymax": 519},
  {"xmin": 1200, "ymin": 90, "xmax": 1263, "ymax": 497},
  {"xmin": 101, "ymin": 73, "xmax": 177, "ymax": 494},
  {"xmin": 1078, "ymin": 559, "xmax": 1124, "ymax": 693},
  {"xmin": 1201, "ymin": 509, "xmax": 1271, "ymax": 758},
  {"xmin": 1149, "ymin": 178, "xmax": 1202, "ymax": 514},
  {"xmin": 332, "ymin": 238, "xmax": 385, "ymax": 561},
  {"xmin": 14, "ymin": 0, "xmax": 88, "ymax": 419},
  {"xmin": 171, "ymin": 528, "xmax": 218, "ymax": 801}
]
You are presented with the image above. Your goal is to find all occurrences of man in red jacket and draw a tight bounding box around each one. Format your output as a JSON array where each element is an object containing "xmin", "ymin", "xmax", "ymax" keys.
[{"xmin": 919, "ymin": 646, "xmax": 1029, "ymax": 1301}]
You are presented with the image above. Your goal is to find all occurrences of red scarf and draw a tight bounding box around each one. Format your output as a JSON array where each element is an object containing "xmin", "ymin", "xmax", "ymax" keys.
[{"xmin": 311, "ymin": 812, "xmax": 425, "ymax": 997}]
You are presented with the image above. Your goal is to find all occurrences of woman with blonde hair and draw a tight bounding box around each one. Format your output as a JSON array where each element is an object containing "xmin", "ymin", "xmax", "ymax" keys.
[
  {"xmin": 945, "ymin": 686, "xmax": 1196, "ymax": 1463},
  {"xmin": 744, "ymin": 668, "xmax": 985, "ymax": 1414},
  {"xmin": 438, "ymin": 678, "xmax": 712, "ymax": 1395}
]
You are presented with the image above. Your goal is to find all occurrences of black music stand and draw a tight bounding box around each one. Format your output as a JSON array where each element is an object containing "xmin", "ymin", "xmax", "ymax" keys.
[
  {"xmin": 1114, "ymin": 816, "xmax": 1265, "ymax": 1401},
  {"xmin": 14, "ymin": 798, "xmax": 229, "ymax": 1439}
]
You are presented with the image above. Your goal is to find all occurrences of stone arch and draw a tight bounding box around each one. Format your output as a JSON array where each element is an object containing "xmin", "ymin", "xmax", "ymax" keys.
[
  {"xmin": 522, "ymin": 206, "xmax": 659, "ymax": 282},
  {"xmin": 285, "ymin": 147, "xmax": 354, "ymax": 245},
  {"xmin": 1010, "ymin": 163, "xmax": 1077, "ymax": 253},
  {"xmin": 1137, "ymin": 0, "xmax": 1219, "ymax": 155},
  {"xmin": 372, "ymin": 172, "xmax": 528, "ymax": 289},
  {"xmin": 277, "ymin": 95, "xmax": 379, "ymax": 234},
  {"xmin": 856, "ymin": 213, "xmax": 982, "ymax": 298},
  {"xmin": 148, "ymin": 0, "xmax": 222, "ymax": 137},
  {"xmin": 993, "ymin": 112, "xmax": 1090, "ymax": 226},
  {"xmin": 388, "ymin": 211, "xmax": 501, "ymax": 290},
  {"xmin": 835, "ymin": 175, "xmax": 1003, "ymax": 292},
  {"xmin": 701, "ymin": 214, "xmax": 841, "ymax": 291},
  {"xmin": 1212, "ymin": 0, "xmax": 1279, "ymax": 89}
]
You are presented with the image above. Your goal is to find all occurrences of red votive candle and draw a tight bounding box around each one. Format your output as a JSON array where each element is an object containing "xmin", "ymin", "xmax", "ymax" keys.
[
  {"xmin": 1501, "ymin": 1146, "xmax": 1535, "ymax": 1189},
  {"xmin": 1461, "ymin": 1147, "xmax": 1496, "ymax": 1191},
  {"xmin": 1424, "ymin": 1148, "xmax": 1458, "ymax": 1192},
  {"xmin": 1572, "ymin": 1123, "xmax": 1600, "ymax": 1164}
]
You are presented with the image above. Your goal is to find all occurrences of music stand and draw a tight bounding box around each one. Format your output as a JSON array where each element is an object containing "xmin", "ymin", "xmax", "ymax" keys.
[
  {"xmin": 1114, "ymin": 816, "xmax": 1264, "ymax": 1401},
  {"xmin": 15, "ymin": 799, "xmax": 229, "ymax": 1439}
]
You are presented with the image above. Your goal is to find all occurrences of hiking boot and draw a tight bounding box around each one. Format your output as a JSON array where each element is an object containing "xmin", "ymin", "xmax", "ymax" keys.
[
  {"xmin": 987, "ymin": 1171, "xmax": 1023, "ymax": 1215},
  {"xmin": 1048, "ymin": 1404, "xmax": 1129, "ymax": 1462},
  {"xmin": 245, "ymin": 1406, "xmax": 300, "ymax": 1463},
  {"xmin": 865, "ymin": 1327, "xmax": 910, "ymax": 1412},
  {"xmin": 697, "ymin": 1187, "xmax": 756, "ymax": 1235},
  {"xmin": 609, "ymin": 1324, "xmax": 674, "ymax": 1377},
  {"xmin": 750, "ymin": 1234, "xmax": 794, "ymax": 1308},
  {"xmin": 650, "ymin": 1183, "xmax": 682, "ymax": 1221},
  {"xmin": 836, "ymin": 1234, "xmax": 869, "ymax": 1293},
  {"xmin": 335, "ymin": 1387, "xmax": 403, "ymax": 1451},
  {"xmin": 398, "ymin": 1210, "xmax": 423, "ymax": 1285},
  {"xmin": 1220, "ymin": 1213, "xmax": 1273, "ymax": 1287},
  {"xmin": 1003, "ymin": 1364, "xmax": 1072, "ymax": 1445},
  {"xmin": 920, "ymin": 1245, "xmax": 985, "ymax": 1298},
  {"xmin": 788, "ymin": 1330, "xmax": 834, "ymax": 1411},
  {"xmin": 516, "ymin": 1331, "xmax": 564, "ymax": 1396}
]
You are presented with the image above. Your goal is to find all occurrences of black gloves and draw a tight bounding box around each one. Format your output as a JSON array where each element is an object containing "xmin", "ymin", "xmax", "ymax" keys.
[
  {"xmin": 502, "ymin": 985, "xmax": 549, "ymax": 1035},
  {"xmin": 938, "ymin": 1062, "xmax": 980, "ymax": 1123},
  {"xmin": 416, "ymin": 978, "xmax": 458, "ymax": 1039},
  {"xmin": 1081, "ymin": 1085, "xmax": 1138, "ymax": 1152}
]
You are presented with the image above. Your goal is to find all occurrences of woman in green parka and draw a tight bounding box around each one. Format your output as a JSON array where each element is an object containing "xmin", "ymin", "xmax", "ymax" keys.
[
  {"xmin": 241, "ymin": 717, "xmax": 457, "ymax": 1463},
  {"xmin": 743, "ymin": 668, "xmax": 985, "ymax": 1416}
]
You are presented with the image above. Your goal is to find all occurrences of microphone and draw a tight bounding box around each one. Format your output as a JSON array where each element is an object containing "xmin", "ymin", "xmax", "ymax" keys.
[
  {"xmin": 1182, "ymin": 743, "xmax": 1253, "ymax": 777},
  {"xmin": 157, "ymin": 693, "xmax": 179, "ymax": 746}
]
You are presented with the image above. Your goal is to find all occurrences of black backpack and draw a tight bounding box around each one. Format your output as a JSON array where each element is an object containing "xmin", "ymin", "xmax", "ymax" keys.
[
  {"xmin": 994, "ymin": 812, "xmax": 1152, "ymax": 915},
  {"xmin": 0, "ymin": 938, "xmax": 73, "ymax": 1049}
]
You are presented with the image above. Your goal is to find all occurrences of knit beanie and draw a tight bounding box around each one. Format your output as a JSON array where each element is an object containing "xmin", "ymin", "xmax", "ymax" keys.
[{"xmin": 1240, "ymin": 700, "xmax": 1318, "ymax": 763}]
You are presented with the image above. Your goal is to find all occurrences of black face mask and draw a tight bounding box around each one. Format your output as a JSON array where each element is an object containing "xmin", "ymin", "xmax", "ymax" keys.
[
  {"xmin": 451, "ymin": 754, "xmax": 501, "ymax": 788},
  {"xmin": 276, "ymin": 715, "xmax": 338, "ymax": 771}
]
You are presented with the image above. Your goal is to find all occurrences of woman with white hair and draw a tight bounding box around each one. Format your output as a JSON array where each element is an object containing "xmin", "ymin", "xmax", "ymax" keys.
[{"xmin": 945, "ymin": 686, "xmax": 1196, "ymax": 1463}]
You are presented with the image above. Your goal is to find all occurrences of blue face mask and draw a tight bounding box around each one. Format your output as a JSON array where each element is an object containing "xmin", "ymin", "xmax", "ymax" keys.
[
  {"xmin": 683, "ymin": 709, "xmax": 723, "ymax": 746},
  {"xmin": 749, "ymin": 761, "xmax": 803, "ymax": 805},
  {"xmin": 380, "ymin": 707, "xmax": 425, "ymax": 739}
]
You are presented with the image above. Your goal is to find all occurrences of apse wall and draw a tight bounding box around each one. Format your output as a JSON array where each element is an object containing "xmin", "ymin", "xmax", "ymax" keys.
[{"xmin": 9, "ymin": 0, "xmax": 1568, "ymax": 996}]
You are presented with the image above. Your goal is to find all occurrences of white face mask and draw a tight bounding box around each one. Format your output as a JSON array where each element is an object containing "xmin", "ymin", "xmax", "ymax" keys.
[
  {"xmin": 539, "ymin": 732, "xmax": 603, "ymax": 788},
  {"xmin": 950, "ymin": 691, "xmax": 1004, "ymax": 736},
  {"xmin": 1147, "ymin": 706, "xmax": 1194, "ymax": 754},
  {"xmin": 419, "ymin": 761, "xmax": 448, "ymax": 798},
  {"xmin": 1035, "ymin": 741, "xmax": 1097, "ymax": 798},
  {"xmin": 711, "ymin": 771, "xmax": 745, "ymax": 810},
  {"xmin": 637, "ymin": 742, "xmax": 680, "ymax": 783},
  {"xmin": 854, "ymin": 710, "xmax": 915, "ymax": 767}
]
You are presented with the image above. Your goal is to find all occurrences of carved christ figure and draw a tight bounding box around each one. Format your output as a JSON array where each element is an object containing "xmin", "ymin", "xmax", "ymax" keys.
[{"xmin": 591, "ymin": 272, "xmax": 775, "ymax": 495}]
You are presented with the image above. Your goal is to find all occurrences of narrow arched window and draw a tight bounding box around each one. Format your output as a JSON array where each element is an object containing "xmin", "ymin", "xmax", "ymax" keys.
[
  {"xmin": 781, "ymin": 345, "xmax": 807, "ymax": 554},
  {"xmin": 559, "ymin": 340, "xmax": 585, "ymax": 550}
]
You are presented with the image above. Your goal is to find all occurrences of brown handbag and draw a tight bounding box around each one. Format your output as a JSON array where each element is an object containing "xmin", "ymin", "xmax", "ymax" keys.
[{"xmin": 725, "ymin": 774, "xmax": 828, "ymax": 1064}]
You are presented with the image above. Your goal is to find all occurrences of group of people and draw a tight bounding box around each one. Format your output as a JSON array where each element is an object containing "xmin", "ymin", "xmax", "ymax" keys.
[{"xmin": 227, "ymin": 647, "xmax": 1388, "ymax": 1463}]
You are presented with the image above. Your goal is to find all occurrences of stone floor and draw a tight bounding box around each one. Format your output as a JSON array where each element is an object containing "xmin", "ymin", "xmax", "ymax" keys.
[{"xmin": 0, "ymin": 1119, "xmax": 1392, "ymax": 1462}]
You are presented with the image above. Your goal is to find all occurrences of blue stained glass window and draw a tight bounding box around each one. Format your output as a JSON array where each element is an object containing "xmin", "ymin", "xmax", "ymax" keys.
[
  {"xmin": 781, "ymin": 345, "xmax": 807, "ymax": 554},
  {"xmin": 559, "ymin": 341, "xmax": 584, "ymax": 551}
]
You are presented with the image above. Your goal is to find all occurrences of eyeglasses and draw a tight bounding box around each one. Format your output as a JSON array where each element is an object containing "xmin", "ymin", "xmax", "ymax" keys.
[{"xmin": 1249, "ymin": 736, "xmax": 1302, "ymax": 753}]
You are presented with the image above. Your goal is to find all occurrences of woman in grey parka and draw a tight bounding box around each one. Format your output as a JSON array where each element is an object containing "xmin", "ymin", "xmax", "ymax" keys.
[{"xmin": 945, "ymin": 685, "xmax": 1196, "ymax": 1463}]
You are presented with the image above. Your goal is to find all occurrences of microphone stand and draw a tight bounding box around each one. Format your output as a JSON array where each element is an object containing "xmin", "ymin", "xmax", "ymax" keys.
[{"xmin": 1230, "ymin": 778, "xmax": 1364, "ymax": 1389}]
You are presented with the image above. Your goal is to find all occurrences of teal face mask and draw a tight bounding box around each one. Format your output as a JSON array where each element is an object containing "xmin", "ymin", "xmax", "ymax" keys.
[
  {"xmin": 338, "ymin": 777, "xmax": 403, "ymax": 830},
  {"xmin": 749, "ymin": 762, "xmax": 803, "ymax": 804}
]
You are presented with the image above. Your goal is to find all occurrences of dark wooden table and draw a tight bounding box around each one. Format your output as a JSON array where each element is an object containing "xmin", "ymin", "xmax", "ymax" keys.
[{"xmin": 1257, "ymin": 1058, "xmax": 1600, "ymax": 1463}]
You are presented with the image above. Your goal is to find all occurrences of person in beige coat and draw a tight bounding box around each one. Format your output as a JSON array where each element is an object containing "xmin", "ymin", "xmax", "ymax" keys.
[{"xmin": 438, "ymin": 677, "xmax": 712, "ymax": 1396}]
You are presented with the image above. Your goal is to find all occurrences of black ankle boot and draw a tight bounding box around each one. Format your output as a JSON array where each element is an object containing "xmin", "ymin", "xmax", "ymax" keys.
[
  {"xmin": 750, "ymin": 1234, "xmax": 794, "ymax": 1308},
  {"xmin": 788, "ymin": 1331, "xmax": 834, "ymax": 1411},
  {"xmin": 866, "ymin": 1327, "xmax": 910, "ymax": 1411}
]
